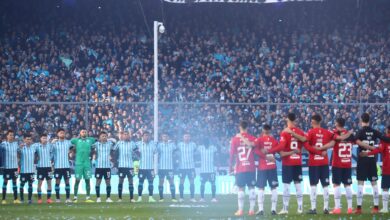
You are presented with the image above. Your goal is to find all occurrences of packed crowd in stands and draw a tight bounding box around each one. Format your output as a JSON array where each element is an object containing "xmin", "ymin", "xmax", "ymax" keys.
[{"xmin": 0, "ymin": 0, "xmax": 389, "ymax": 165}]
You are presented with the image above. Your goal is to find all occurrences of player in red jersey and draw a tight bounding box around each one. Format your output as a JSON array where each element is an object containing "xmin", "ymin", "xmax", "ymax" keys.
[
  {"xmin": 229, "ymin": 121, "xmax": 257, "ymax": 216},
  {"xmin": 316, "ymin": 117, "xmax": 368, "ymax": 214},
  {"xmin": 360, "ymin": 125, "xmax": 390, "ymax": 214},
  {"xmin": 329, "ymin": 118, "xmax": 355, "ymax": 214},
  {"xmin": 304, "ymin": 114, "xmax": 336, "ymax": 215},
  {"xmin": 276, "ymin": 113, "xmax": 306, "ymax": 215},
  {"xmin": 253, "ymin": 124, "xmax": 279, "ymax": 216}
]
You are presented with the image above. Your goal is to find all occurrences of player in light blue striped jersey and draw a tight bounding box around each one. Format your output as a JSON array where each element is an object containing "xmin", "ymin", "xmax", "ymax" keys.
[
  {"xmin": 92, "ymin": 131, "xmax": 115, "ymax": 203},
  {"xmin": 1, "ymin": 130, "xmax": 21, "ymax": 204},
  {"xmin": 113, "ymin": 131, "xmax": 137, "ymax": 202},
  {"xmin": 198, "ymin": 138, "xmax": 218, "ymax": 202},
  {"xmin": 51, "ymin": 128, "xmax": 73, "ymax": 203},
  {"xmin": 136, "ymin": 132, "xmax": 158, "ymax": 202},
  {"xmin": 157, "ymin": 133, "xmax": 177, "ymax": 202},
  {"xmin": 17, "ymin": 133, "xmax": 38, "ymax": 204},
  {"xmin": 34, "ymin": 133, "xmax": 54, "ymax": 204},
  {"xmin": 177, "ymin": 132, "xmax": 197, "ymax": 202}
]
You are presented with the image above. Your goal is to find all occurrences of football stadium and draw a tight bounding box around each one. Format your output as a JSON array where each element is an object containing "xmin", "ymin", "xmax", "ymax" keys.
[{"xmin": 0, "ymin": 0, "xmax": 389, "ymax": 219}]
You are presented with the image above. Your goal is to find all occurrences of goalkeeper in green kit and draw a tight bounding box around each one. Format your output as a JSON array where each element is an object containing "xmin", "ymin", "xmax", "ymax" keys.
[{"xmin": 71, "ymin": 129, "xmax": 96, "ymax": 203}]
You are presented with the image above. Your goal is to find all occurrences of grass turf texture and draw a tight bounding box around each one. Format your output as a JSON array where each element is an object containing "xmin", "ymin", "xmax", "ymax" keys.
[{"xmin": 0, "ymin": 194, "xmax": 389, "ymax": 219}]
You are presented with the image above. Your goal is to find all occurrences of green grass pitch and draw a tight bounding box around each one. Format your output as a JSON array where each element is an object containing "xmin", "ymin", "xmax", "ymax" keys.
[{"xmin": 0, "ymin": 194, "xmax": 389, "ymax": 219}]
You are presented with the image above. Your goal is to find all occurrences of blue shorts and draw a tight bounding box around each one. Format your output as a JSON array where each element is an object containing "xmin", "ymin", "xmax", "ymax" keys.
[
  {"xmin": 282, "ymin": 165, "xmax": 302, "ymax": 183},
  {"xmin": 236, "ymin": 171, "xmax": 256, "ymax": 188},
  {"xmin": 332, "ymin": 167, "xmax": 352, "ymax": 185},
  {"xmin": 257, "ymin": 169, "xmax": 278, "ymax": 188},
  {"xmin": 309, "ymin": 165, "xmax": 330, "ymax": 186}
]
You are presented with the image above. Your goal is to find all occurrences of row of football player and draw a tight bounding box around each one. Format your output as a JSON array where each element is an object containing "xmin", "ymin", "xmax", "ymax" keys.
[
  {"xmin": 229, "ymin": 112, "xmax": 390, "ymax": 216},
  {"xmin": 1, "ymin": 129, "xmax": 218, "ymax": 204}
]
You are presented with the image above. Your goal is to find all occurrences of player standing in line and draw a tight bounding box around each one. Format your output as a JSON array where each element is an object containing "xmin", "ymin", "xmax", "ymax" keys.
[
  {"xmin": 52, "ymin": 128, "xmax": 73, "ymax": 203},
  {"xmin": 304, "ymin": 114, "xmax": 336, "ymax": 214},
  {"xmin": 354, "ymin": 113, "xmax": 390, "ymax": 214},
  {"xmin": 229, "ymin": 121, "xmax": 257, "ymax": 216},
  {"xmin": 34, "ymin": 133, "xmax": 54, "ymax": 204},
  {"xmin": 17, "ymin": 134, "xmax": 37, "ymax": 204},
  {"xmin": 1, "ymin": 130, "xmax": 21, "ymax": 204},
  {"xmin": 277, "ymin": 113, "xmax": 306, "ymax": 215},
  {"xmin": 92, "ymin": 131, "xmax": 114, "ymax": 203},
  {"xmin": 253, "ymin": 124, "xmax": 280, "ymax": 216},
  {"xmin": 113, "ymin": 131, "xmax": 137, "ymax": 202},
  {"xmin": 136, "ymin": 132, "xmax": 157, "ymax": 202},
  {"xmin": 157, "ymin": 133, "xmax": 177, "ymax": 202},
  {"xmin": 71, "ymin": 129, "xmax": 96, "ymax": 203},
  {"xmin": 360, "ymin": 125, "xmax": 390, "ymax": 213},
  {"xmin": 177, "ymin": 132, "xmax": 197, "ymax": 202},
  {"xmin": 198, "ymin": 138, "xmax": 218, "ymax": 203}
]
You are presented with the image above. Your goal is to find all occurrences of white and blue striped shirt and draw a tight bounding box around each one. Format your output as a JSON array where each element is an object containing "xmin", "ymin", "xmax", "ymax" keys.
[
  {"xmin": 18, "ymin": 144, "xmax": 37, "ymax": 174},
  {"xmin": 52, "ymin": 140, "xmax": 73, "ymax": 169},
  {"xmin": 198, "ymin": 145, "xmax": 217, "ymax": 173},
  {"xmin": 177, "ymin": 142, "xmax": 197, "ymax": 169},
  {"xmin": 137, "ymin": 141, "xmax": 157, "ymax": 170},
  {"xmin": 93, "ymin": 141, "xmax": 114, "ymax": 168},
  {"xmin": 157, "ymin": 141, "xmax": 176, "ymax": 170},
  {"xmin": 1, "ymin": 141, "xmax": 19, "ymax": 169},
  {"xmin": 113, "ymin": 141, "xmax": 136, "ymax": 168},
  {"xmin": 34, "ymin": 143, "xmax": 53, "ymax": 168}
]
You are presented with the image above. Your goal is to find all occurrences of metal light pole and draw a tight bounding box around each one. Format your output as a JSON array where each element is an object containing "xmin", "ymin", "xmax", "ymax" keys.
[{"xmin": 153, "ymin": 21, "xmax": 165, "ymax": 143}]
